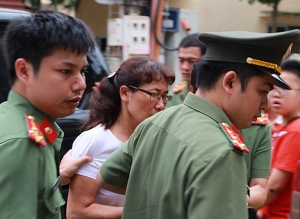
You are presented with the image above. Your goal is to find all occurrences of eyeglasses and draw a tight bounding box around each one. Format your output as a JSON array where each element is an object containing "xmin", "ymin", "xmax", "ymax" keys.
[
  {"xmin": 127, "ymin": 85, "xmax": 172, "ymax": 103},
  {"xmin": 269, "ymin": 86, "xmax": 300, "ymax": 96}
]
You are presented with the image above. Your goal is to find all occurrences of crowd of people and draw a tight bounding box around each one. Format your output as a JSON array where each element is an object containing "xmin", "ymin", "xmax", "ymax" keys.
[{"xmin": 0, "ymin": 9, "xmax": 300, "ymax": 219}]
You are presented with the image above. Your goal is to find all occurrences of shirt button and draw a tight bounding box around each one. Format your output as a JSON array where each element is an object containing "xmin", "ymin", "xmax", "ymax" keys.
[{"xmin": 55, "ymin": 204, "xmax": 60, "ymax": 212}]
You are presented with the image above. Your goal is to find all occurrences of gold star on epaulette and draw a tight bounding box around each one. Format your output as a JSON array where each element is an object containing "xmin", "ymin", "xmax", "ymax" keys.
[
  {"xmin": 172, "ymin": 83, "xmax": 186, "ymax": 94},
  {"xmin": 25, "ymin": 114, "xmax": 46, "ymax": 147},
  {"xmin": 252, "ymin": 114, "xmax": 268, "ymax": 125}
]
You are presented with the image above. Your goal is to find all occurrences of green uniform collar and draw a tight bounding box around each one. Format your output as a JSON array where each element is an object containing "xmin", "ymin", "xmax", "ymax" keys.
[
  {"xmin": 8, "ymin": 91, "xmax": 62, "ymax": 135},
  {"xmin": 183, "ymin": 92, "xmax": 232, "ymax": 126}
]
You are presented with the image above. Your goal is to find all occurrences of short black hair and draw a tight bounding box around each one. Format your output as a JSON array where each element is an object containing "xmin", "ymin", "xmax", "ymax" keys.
[
  {"xmin": 179, "ymin": 33, "xmax": 207, "ymax": 55},
  {"xmin": 2, "ymin": 10, "xmax": 96, "ymax": 83},
  {"xmin": 192, "ymin": 58, "xmax": 265, "ymax": 93},
  {"xmin": 281, "ymin": 59, "xmax": 300, "ymax": 78}
]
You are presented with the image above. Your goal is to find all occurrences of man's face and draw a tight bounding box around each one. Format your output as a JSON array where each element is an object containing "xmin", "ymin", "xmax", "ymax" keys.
[
  {"xmin": 178, "ymin": 46, "xmax": 202, "ymax": 82},
  {"xmin": 268, "ymin": 71, "xmax": 300, "ymax": 119},
  {"xmin": 25, "ymin": 49, "xmax": 88, "ymax": 120},
  {"xmin": 227, "ymin": 74, "xmax": 274, "ymax": 129}
]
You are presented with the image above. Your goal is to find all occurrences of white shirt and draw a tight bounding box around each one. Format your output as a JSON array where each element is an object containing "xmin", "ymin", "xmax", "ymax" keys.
[{"xmin": 72, "ymin": 124, "xmax": 125, "ymax": 206}]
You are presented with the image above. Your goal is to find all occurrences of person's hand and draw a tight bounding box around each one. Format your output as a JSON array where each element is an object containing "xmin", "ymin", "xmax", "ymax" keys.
[{"xmin": 59, "ymin": 149, "xmax": 92, "ymax": 186}]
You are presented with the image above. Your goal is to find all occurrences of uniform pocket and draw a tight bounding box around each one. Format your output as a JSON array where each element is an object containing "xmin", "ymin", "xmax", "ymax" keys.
[{"xmin": 43, "ymin": 189, "xmax": 66, "ymax": 215}]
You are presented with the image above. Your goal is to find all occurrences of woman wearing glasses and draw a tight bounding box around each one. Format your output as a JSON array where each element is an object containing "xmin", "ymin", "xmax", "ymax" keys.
[{"xmin": 66, "ymin": 56, "xmax": 175, "ymax": 219}]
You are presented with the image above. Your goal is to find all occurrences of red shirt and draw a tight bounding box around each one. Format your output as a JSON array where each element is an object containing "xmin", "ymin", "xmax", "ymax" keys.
[{"xmin": 263, "ymin": 118, "xmax": 300, "ymax": 219}]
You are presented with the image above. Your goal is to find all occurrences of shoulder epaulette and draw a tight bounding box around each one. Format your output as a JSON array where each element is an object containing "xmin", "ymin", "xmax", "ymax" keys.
[
  {"xmin": 26, "ymin": 114, "xmax": 46, "ymax": 147},
  {"xmin": 252, "ymin": 114, "xmax": 268, "ymax": 125},
  {"xmin": 172, "ymin": 83, "xmax": 186, "ymax": 94},
  {"xmin": 25, "ymin": 115, "xmax": 58, "ymax": 146},
  {"xmin": 219, "ymin": 122, "xmax": 250, "ymax": 153}
]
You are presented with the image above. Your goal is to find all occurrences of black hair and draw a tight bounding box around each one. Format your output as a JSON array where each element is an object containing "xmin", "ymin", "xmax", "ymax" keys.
[
  {"xmin": 192, "ymin": 58, "xmax": 265, "ymax": 93},
  {"xmin": 82, "ymin": 56, "xmax": 175, "ymax": 130},
  {"xmin": 179, "ymin": 33, "xmax": 207, "ymax": 55},
  {"xmin": 281, "ymin": 59, "xmax": 300, "ymax": 78},
  {"xmin": 2, "ymin": 10, "xmax": 96, "ymax": 83}
]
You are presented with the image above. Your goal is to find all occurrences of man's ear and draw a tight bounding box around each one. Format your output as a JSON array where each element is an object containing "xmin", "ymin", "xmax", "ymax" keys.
[
  {"xmin": 119, "ymin": 85, "xmax": 130, "ymax": 102},
  {"xmin": 14, "ymin": 58, "xmax": 32, "ymax": 84},
  {"xmin": 188, "ymin": 85, "xmax": 194, "ymax": 93},
  {"xmin": 222, "ymin": 71, "xmax": 238, "ymax": 94}
]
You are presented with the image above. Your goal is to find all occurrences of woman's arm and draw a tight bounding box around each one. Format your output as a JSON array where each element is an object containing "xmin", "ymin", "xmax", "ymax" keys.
[
  {"xmin": 96, "ymin": 171, "xmax": 127, "ymax": 195},
  {"xmin": 67, "ymin": 174, "xmax": 123, "ymax": 219}
]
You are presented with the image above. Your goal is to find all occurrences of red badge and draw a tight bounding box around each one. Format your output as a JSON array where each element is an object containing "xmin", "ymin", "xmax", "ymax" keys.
[
  {"xmin": 25, "ymin": 114, "xmax": 46, "ymax": 147},
  {"xmin": 219, "ymin": 122, "xmax": 250, "ymax": 153},
  {"xmin": 40, "ymin": 118, "xmax": 58, "ymax": 145},
  {"xmin": 231, "ymin": 124, "xmax": 245, "ymax": 143}
]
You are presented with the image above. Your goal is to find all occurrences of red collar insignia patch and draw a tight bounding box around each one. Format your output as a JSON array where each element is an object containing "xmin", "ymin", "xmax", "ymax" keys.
[
  {"xmin": 40, "ymin": 118, "xmax": 58, "ymax": 145},
  {"xmin": 219, "ymin": 122, "xmax": 250, "ymax": 153}
]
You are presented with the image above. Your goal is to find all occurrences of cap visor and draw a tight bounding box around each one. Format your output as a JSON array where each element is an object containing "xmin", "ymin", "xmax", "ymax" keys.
[
  {"xmin": 253, "ymin": 66, "xmax": 291, "ymax": 90},
  {"xmin": 270, "ymin": 73, "xmax": 291, "ymax": 90}
]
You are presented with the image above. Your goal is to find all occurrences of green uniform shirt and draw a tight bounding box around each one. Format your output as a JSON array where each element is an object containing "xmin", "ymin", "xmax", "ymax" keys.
[
  {"xmin": 101, "ymin": 93, "xmax": 248, "ymax": 219},
  {"xmin": 166, "ymin": 82, "xmax": 189, "ymax": 108},
  {"xmin": 0, "ymin": 91, "xmax": 65, "ymax": 218},
  {"xmin": 240, "ymin": 124, "xmax": 271, "ymax": 183},
  {"xmin": 167, "ymin": 82, "xmax": 272, "ymax": 184}
]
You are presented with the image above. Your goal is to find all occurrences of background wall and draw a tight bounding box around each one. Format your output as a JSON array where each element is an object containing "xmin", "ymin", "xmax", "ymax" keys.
[
  {"xmin": 77, "ymin": 0, "xmax": 110, "ymax": 36},
  {"xmin": 76, "ymin": 0, "xmax": 300, "ymax": 79},
  {"xmin": 169, "ymin": 0, "xmax": 300, "ymax": 33}
]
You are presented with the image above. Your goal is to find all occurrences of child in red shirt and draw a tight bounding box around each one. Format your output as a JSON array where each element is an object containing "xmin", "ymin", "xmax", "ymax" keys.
[{"xmin": 258, "ymin": 59, "xmax": 300, "ymax": 219}]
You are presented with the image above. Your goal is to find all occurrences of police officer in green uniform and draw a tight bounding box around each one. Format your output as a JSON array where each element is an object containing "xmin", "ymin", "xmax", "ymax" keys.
[
  {"xmin": 166, "ymin": 33, "xmax": 206, "ymax": 107},
  {"xmin": 169, "ymin": 32, "xmax": 273, "ymax": 215},
  {"xmin": 190, "ymin": 57, "xmax": 272, "ymax": 214},
  {"xmin": 96, "ymin": 30, "xmax": 300, "ymax": 219},
  {"xmin": 0, "ymin": 11, "xmax": 96, "ymax": 218},
  {"xmin": 241, "ymin": 117, "xmax": 272, "ymax": 216}
]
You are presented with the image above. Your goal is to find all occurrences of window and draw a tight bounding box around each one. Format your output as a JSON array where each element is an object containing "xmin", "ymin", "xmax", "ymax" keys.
[{"xmin": 267, "ymin": 25, "xmax": 300, "ymax": 53}]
